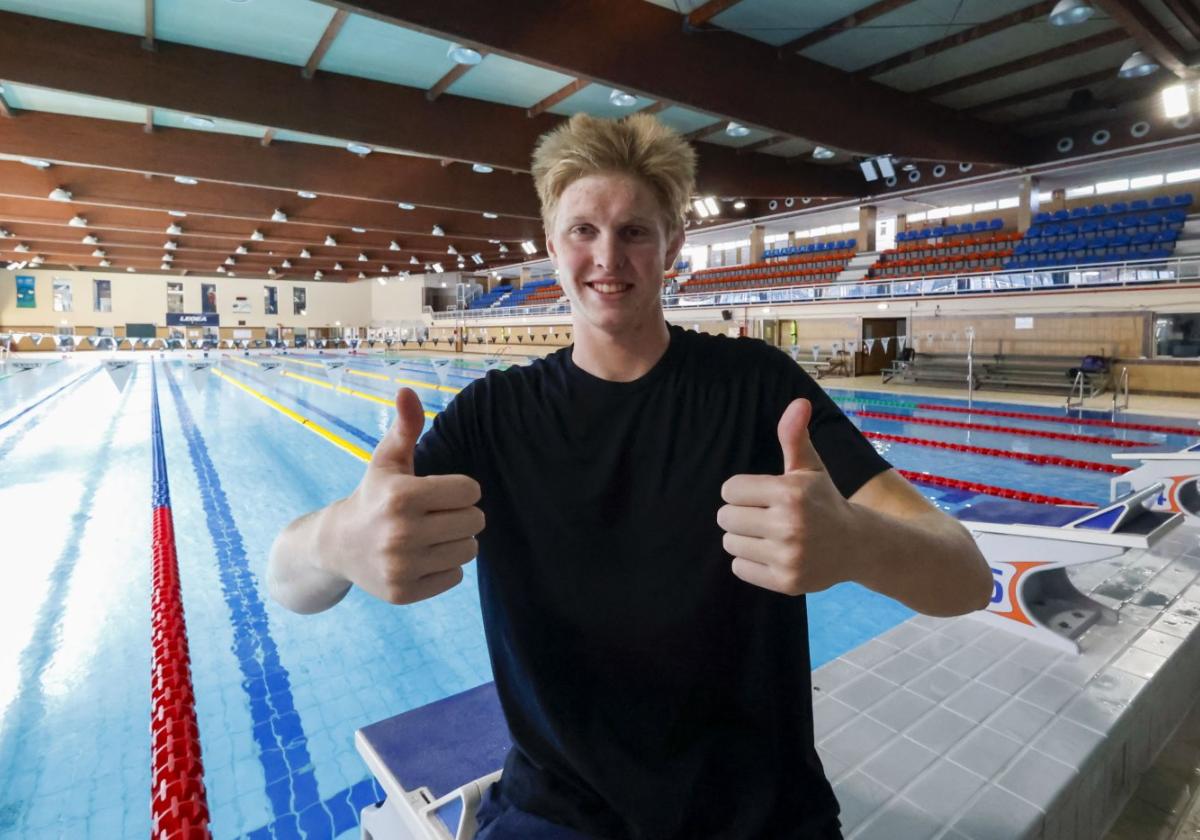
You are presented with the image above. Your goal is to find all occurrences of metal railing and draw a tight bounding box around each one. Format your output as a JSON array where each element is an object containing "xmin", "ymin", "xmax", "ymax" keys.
[
  {"xmin": 1112, "ymin": 367, "xmax": 1130, "ymax": 418},
  {"xmin": 1066, "ymin": 370, "xmax": 1087, "ymax": 415},
  {"xmin": 431, "ymin": 254, "xmax": 1200, "ymax": 321}
]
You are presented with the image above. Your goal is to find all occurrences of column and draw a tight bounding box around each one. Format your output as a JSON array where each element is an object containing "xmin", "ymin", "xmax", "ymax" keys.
[
  {"xmin": 517, "ymin": 266, "xmax": 530, "ymax": 290},
  {"xmin": 858, "ymin": 204, "xmax": 878, "ymax": 252},
  {"xmin": 1017, "ymin": 174, "xmax": 1040, "ymax": 232},
  {"xmin": 749, "ymin": 224, "xmax": 765, "ymax": 264}
]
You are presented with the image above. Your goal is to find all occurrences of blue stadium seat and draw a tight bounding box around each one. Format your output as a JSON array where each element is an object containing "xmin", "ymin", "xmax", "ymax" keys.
[
  {"xmin": 1034, "ymin": 211, "xmax": 1052, "ymax": 224},
  {"xmin": 973, "ymin": 220, "xmax": 988, "ymax": 232},
  {"xmin": 1088, "ymin": 204, "xmax": 1107, "ymax": 217},
  {"xmin": 1051, "ymin": 210, "xmax": 1069, "ymax": 222},
  {"xmin": 1152, "ymin": 196, "xmax": 1171, "ymax": 210},
  {"xmin": 1069, "ymin": 207, "xmax": 1088, "ymax": 219},
  {"xmin": 988, "ymin": 218, "xmax": 1003, "ymax": 230},
  {"xmin": 1130, "ymin": 199, "xmax": 1149, "ymax": 213},
  {"xmin": 1173, "ymin": 192, "xmax": 1194, "ymax": 207},
  {"xmin": 1108, "ymin": 201, "xmax": 1128, "ymax": 215}
]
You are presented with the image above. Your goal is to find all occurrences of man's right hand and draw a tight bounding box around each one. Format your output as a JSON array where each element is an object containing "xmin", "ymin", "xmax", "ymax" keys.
[{"xmin": 323, "ymin": 387, "xmax": 484, "ymax": 604}]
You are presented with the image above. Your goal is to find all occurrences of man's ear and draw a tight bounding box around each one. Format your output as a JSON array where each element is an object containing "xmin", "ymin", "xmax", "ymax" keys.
[
  {"xmin": 545, "ymin": 229, "xmax": 558, "ymax": 266},
  {"xmin": 663, "ymin": 225, "xmax": 685, "ymax": 270}
]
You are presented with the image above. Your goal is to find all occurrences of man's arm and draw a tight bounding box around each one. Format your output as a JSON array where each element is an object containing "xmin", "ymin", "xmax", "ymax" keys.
[{"xmin": 268, "ymin": 503, "xmax": 354, "ymax": 615}]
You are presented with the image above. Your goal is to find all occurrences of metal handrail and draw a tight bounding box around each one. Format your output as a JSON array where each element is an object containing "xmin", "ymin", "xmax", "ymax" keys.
[
  {"xmin": 1112, "ymin": 367, "xmax": 1130, "ymax": 418},
  {"xmin": 1066, "ymin": 370, "xmax": 1087, "ymax": 416}
]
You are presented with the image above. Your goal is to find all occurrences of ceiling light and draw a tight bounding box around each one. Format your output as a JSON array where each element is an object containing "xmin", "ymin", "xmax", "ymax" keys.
[
  {"xmin": 271, "ymin": 209, "xmax": 288, "ymax": 222},
  {"xmin": 21, "ymin": 157, "xmax": 51, "ymax": 169},
  {"xmin": 184, "ymin": 115, "xmax": 215, "ymax": 129},
  {"xmin": 174, "ymin": 176, "xmax": 198, "ymax": 185},
  {"xmin": 812, "ymin": 146, "xmax": 836, "ymax": 160},
  {"xmin": 11, "ymin": 243, "xmax": 27, "ymax": 253},
  {"xmin": 169, "ymin": 210, "xmax": 188, "ymax": 218},
  {"xmin": 48, "ymin": 187, "xmax": 72, "ymax": 202},
  {"xmin": 498, "ymin": 243, "xmax": 509, "ymax": 253},
  {"xmin": 877, "ymin": 156, "xmax": 896, "ymax": 178},
  {"xmin": 389, "ymin": 240, "xmax": 400, "ymax": 251},
  {"xmin": 82, "ymin": 234, "xmax": 98, "ymax": 244},
  {"xmin": 325, "ymin": 235, "xmax": 337, "ymax": 246},
  {"xmin": 377, "ymin": 276, "xmax": 386, "ymax": 285},
  {"xmin": 1119, "ymin": 51, "xmax": 1160, "ymax": 79},
  {"xmin": 235, "ymin": 245, "xmax": 248, "ymax": 255},
  {"xmin": 281, "ymin": 259, "xmax": 292, "ymax": 268},
  {"xmin": 482, "ymin": 211, "xmax": 498, "ymax": 219},
  {"xmin": 381, "ymin": 264, "xmax": 391, "ymax": 273},
  {"xmin": 268, "ymin": 267, "xmax": 277, "ymax": 276},
  {"xmin": 1163, "ymin": 83, "xmax": 1190, "ymax": 118},
  {"xmin": 126, "ymin": 266, "xmax": 136, "ymax": 273},
  {"xmin": 68, "ymin": 215, "xmax": 88, "ymax": 227},
  {"xmin": 99, "ymin": 259, "xmax": 110, "ymax": 267},
  {"xmin": 334, "ymin": 262, "xmax": 343, "ymax": 270},
  {"xmin": 447, "ymin": 43, "xmax": 482, "ymax": 65},
  {"xmin": 431, "ymin": 225, "xmax": 444, "ymax": 236},
  {"xmin": 351, "ymin": 226, "xmax": 366, "ymax": 233},
  {"xmin": 91, "ymin": 248, "xmax": 105, "ymax": 257},
  {"xmin": 164, "ymin": 240, "xmax": 178, "ymax": 250},
  {"xmin": 472, "ymin": 163, "xmax": 494, "ymax": 174},
  {"xmin": 733, "ymin": 200, "xmax": 746, "ymax": 210},
  {"xmin": 398, "ymin": 202, "xmax": 415, "ymax": 210},
  {"xmin": 725, "ymin": 121, "xmax": 751, "ymax": 138},
  {"xmin": 299, "ymin": 248, "xmax": 311, "ymax": 258},
  {"xmin": 29, "ymin": 255, "xmax": 44, "ymax": 265},
  {"xmin": 357, "ymin": 252, "xmax": 368, "ymax": 261},
  {"xmin": 314, "ymin": 270, "xmax": 323, "ymax": 279},
  {"xmin": 433, "ymin": 262, "xmax": 445, "ymax": 273},
  {"xmin": 521, "ymin": 240, "xmax": 537, "ymax": 255},
  {"xmin": 447, "ymin": 244, "xmax": 458, "ymax": 255},
  {"xmin": 1048, "ymin": 0, "xmax": 1095, "ymax": 26},
  {"xmin": 250, "ymin": 230, "xmax": 264, "ymax": 241},
  {"xmin": 297, "ymin": 190, "xmax": 317, "ymax": 199},
  {"xmin": 346, "ymin": 142, "xmax": 372, "ymax": 155},
  {"xmin": 703, "ymin": 197, "xmax": 720, "ymax": 216},
  {"xmin": 410, "ymin": 255, "xmax": 419, "ymax": 264},
  {"xmin": 161, "ymin": 263, "xmax": 170, "ymax": 270},
  {"xmin": 162, "ymin": 253, "xmax": 173, "ymax": 262},
  {"xmin": 472, "ymin": 253, "xmax": 484, "ymax": 265},
  {"xmin": 609, "ymin": 89, "xmax": 637, "ymax": 107},
  {"xmin": 692, "ymin": 198, "xmax": 710, "ymax": 218},
  {"xmin": 0, "ymin": 229, "xmax": 9, "ymax": 237},
  {"xmin": 225, "ymin": 257, "xmax": 236, "ymax": 265},
  {"xmin": 165, "ymin": 223, "xmax": 183, "ymax": 234}
]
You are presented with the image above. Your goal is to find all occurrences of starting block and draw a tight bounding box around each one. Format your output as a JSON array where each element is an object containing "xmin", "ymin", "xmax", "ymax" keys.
[
  {"xmin": 962, "ymin": 484, "xmax": 1183, "ymax": 654},
  {"xmin": 1111, "ymin": 441, "xmax": 1200, "ymax": 520},
  {"xmin": 356, "ymin": 683, "xmax": 511, "ymax": 840}
]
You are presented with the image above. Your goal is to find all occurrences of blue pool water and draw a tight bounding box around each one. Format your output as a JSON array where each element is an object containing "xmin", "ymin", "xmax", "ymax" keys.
[{"xmin": 0, "ymin": 353, "xmax": 1195, "ymax": 838}]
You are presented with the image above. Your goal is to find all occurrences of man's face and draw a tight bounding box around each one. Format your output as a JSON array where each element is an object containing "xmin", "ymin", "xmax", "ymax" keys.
[{"xmin": 546, "ymin": 173, "xmax": 683, "ymax": 340}]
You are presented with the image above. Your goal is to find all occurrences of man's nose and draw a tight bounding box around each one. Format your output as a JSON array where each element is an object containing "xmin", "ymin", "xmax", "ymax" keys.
[{"xmin": 593, "ymin": 233, "xmax": 624, "ymax": 270}]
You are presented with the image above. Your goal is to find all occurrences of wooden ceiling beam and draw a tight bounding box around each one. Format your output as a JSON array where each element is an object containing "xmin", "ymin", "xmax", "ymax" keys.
[
  {"xmin": 857, "ymin": 1, "xmax": 1056, "ymax": 78},
  {"xmin": 684, "ymin": 121, "xmax": 724, "ymax": 141},
  {"xmin": 779, "ymin": 0, "xmax": 918, "ymax": 53},
  {"xmin": 1092, "ymin": 0, "xmax": 1194, "ymax": 78},
  {"xmin": 0, "ymin": 89, "xmax": 11, "ymax": 119},
  {"xmin": 527, "ymin": 79, "xmax": 588, "ymax": 118},
  {"xmin": 687, "ymin": 0, "xmax": 746, "ymax": 27},
  {"xmin": 261, "ymin": 128, "xmax": 275, "ymax": 147},
  {"xmin": 637, "ymin": 100, "xmax": 670, "ymax": 115},
  {"xmin": 736, "ymin": 135, "xmax": 785, "ymax": 154},
  {"xmin": 1161, "ymin": 0, "xmax": 1200, "ymax": 43},
  {"xmin": 427, "ymin": 54, "xmax": 486, "ymax": 102},
  {"xmin": 142, "ymin": 0, "xmax": 155, "ymax": 51},
  {"xmin": 302, "ymin": 8, "xmax": 350, "ymax": 79},
  {"xmin": 917, "ymin": 28, "xmax": 1129, "ymax": 99},
  {"xmin": 965, "ymin": 68, "xmax": 1116, "ymax": 115},
  {"xmin": 1014, "ymin": 76, "xmax": 1163, "ymax": 132}
]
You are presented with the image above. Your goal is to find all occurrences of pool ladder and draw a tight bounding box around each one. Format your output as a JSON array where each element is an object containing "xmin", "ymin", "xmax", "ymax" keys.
[
  {"xmin": 1065, "ymin": 370, "xmax": 1086, "ymax": 416},
  {"xmin": 1111, "ymin": 367, "xmax": 1130, "ymax": 419}
]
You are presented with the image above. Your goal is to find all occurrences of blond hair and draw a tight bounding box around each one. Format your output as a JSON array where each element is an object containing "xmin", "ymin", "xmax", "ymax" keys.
[{"xmin": 531, "ymin": 113, "xmax": 697, "ymax": 237}]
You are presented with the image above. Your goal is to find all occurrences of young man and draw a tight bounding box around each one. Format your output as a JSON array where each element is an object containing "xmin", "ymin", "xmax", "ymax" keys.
[{"xmin": 269, "ymin": 114, "xmax": 992, "ymax": 839}]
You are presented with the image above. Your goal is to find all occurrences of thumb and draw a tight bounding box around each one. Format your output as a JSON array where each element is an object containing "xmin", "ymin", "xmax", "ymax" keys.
[
  {"xmin": 372, "ymin": 387, "xmax": 425, "ymax": 474},
  {"xmin": 778, "ymin": 398, "xmax": 825, "ymax": 474}
]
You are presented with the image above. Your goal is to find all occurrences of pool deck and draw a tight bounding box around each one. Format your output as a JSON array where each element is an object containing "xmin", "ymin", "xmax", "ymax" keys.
[{"xmin": 811, "ymin": 517, "xmax": 1200, "ymax": 840}]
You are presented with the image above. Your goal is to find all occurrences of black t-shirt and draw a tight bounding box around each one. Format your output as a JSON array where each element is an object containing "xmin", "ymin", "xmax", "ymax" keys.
[{"xmin": 414, "ymin": 324, "xmax": 891, "ymax": 839}]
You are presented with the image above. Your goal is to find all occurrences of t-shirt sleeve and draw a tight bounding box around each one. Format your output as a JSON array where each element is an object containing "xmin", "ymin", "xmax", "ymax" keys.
[
  {"xmin": 413, "ymin": 383, "xmax": 477, "ymax": 479},
  {"xmin": 767, "ymin": 348, "xmax": 891, "ymax": 499}
]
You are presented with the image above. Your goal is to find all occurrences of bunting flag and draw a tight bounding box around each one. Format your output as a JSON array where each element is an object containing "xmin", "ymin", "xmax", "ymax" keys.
[
  {"xmin": 845, "ymin": 341, "xmax": 857, "ymax": 354},
  {"xmin": 483, "ymin": 356, "xmax": 503, "ymax": 372},
  {"xmin": 897, "ymin": 335, "xmax": 907, "ymax": 351},
  {"xmin": 864, "ymin": 338, "xmax": 876, "ymax": 355},
  {"xmin": 184, "ymin": 361, "xmax": 210, "ymax": 393},
  {"xmin": 880, "ymin": 337, "xmax": 891, "ymax": 353},
  {"xmin": 322, "ymin": 360, "xmax": 347, "ymax": 387},
  {"xmin": 926, "ymin": 332, "xmax": 935, "ymax": 343},
  {"xmin": 832, "ymin": 341, "xmax": 842, "ymax": 352},
  {"xmin": 811, "ymin": 344, "xmax": 821, "ymax": 361}
]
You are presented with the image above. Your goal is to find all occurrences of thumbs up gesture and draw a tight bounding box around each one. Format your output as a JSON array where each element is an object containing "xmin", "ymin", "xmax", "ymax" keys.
[
  {"xmin": 717, "ymin": 399, "xmax": 851, "ymax": 596},
  {"xmin": 328, "ymin": 388, "xmax": 485, "ymax": 604}
]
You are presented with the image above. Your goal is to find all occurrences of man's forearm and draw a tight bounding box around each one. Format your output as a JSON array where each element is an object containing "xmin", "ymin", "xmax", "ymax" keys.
[
  {"xmin": 268, "ymin": 503, "xmax": 353, "ymax": 615},
  {"xmin": 847, "ymin": 504, "xmax": 992, "ymax": 617}
]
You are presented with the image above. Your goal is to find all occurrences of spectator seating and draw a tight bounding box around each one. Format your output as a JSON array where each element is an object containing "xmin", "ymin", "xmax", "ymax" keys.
[
  {"xmin": 681, "ymin": 247, "xmax": 856, "ymax": 293},
  {"xmin": 883, "ymin": 353, "xmax": 977, "ymax": 387},
  {"xmin": 870, "ymin": 231, "xmax": 1019, "ymax": 279},
  {"xmin": 896, "ymin": 218, "xmax": 1004, "ymax": 244},
  {"xmin": 884, "ymin": 352, "xmax": 1109, "ymax": 395},
  {"xmin": 763, "ymin": 239, "xmax": 856, "ymax": 260},
  {"xmin": 468, "ymin": 283, "xmax": 513, "ymax": 310}
]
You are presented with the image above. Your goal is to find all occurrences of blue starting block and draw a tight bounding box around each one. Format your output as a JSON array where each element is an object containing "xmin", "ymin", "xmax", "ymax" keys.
[{"xmin": 356, "ymin": 682, "xmax": 511, "ymax": 839}]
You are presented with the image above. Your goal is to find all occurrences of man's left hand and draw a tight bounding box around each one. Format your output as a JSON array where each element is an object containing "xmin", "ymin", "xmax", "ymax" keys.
[{"xmin": 717, "ymin": 398, "xmax": 856, "ymax": 596}]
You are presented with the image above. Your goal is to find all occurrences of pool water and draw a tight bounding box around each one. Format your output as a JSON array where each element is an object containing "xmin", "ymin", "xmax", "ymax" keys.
[{"xmin": 0, "ymin": 353, "xmax": 1195, "ymax": 838}]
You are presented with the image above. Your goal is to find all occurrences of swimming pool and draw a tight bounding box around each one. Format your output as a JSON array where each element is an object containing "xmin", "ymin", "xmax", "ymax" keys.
[{"xmin": 0, "ymin": 352, "xmax": 1195, "ymax": 838}]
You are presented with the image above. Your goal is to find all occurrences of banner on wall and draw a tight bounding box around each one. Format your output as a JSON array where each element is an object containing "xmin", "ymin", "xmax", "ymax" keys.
[
  {"xmin": 166, "ymin": 312, "xmax": 220, "ymax": 327},
  {"xmin": 15, "ymin": 275, "xmax": 35, "ymax": 308},
  {"xmin": 232, "ymin": 297, "xmax": 251, "ymax": 314}
]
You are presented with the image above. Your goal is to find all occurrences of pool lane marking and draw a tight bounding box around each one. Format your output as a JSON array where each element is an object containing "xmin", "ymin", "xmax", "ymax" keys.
[
  {"xmin": 0, "ymin": 364, "xmax": 99, "ymax": 432},
  {"xmin": 274, "ymin": 355, "xmax": 465, "ymax": 394},
  {"xmin": 163, "ymin": 364, "xmax": 328, "ymax": 830}
]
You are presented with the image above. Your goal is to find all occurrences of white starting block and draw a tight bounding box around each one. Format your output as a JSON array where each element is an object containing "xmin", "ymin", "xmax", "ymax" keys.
[
  {"xmin": 356, "ymin": 683, "xmax": 511, "ymax": 840},
  {"xmin": 1111, "ymin": 441, "xmax": 1200, "ymax": 520},
  {"xmin": 962, "ymin": 484, "xmax": 1183, "ymax": 654}
]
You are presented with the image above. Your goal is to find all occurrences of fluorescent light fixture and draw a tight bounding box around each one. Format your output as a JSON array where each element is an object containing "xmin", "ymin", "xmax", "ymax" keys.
[
  {"xmin": 521, "ymin": 240, "xmax": 537, "ymax": 255},
  {"xmin": 351, "ymin": 226, "xmax": 366, "ymax": 233},
  {"xmin": 225, "ymin": 257, "xmax": 236, "ymax": 265},
  {"xmin": 184, "ymin": 115, "xmax": 215, "ymax": 129},
  {"xmin": 733, "ymin": 200, "xmax": 746, "ymax": 210},
  {"xmin": 410, "ymin": 255, "xmax": 419, "ymax": 264},
  {"xmin": 69, "ymin": 215, "xmax": 88, "ymax": 227},
  {"xmin": 692, "ymin": 199, "xmax": 710, "ymax": 218},
  {"xmin": 859, "ymin": 159, "xmax": 878, "ymax": 181},
  {"xmin": 334, "ymin": 262, "xmax": 343, "ymax": 270},
  {"xmin": 432, "ymin": 262, "xmax": 445, "ymax": 273},
  {"xmin": 377, "ymin": 276, "xmax": 387, "ymax": 285},
  {"xmin": 126, "ymin": 266, "xmax": 135, "ymax": 272},
  {"xmin": 169, "ymin": 210, "xmax": 188, "ymax": 217},
  {"xmin": 48, "ymin": 187, "xmax": 72, "ymax": 201},
  {"xmin": 91, "ymin": 249, "xmax": 106, "ymax": 258},
  {"xmin": 398, "ymin": 202, "xmax": 415, "ymax": 210},
  {"xmin": 325, "ymin": 235, "xmax": 338, "ymax": 246},
  {"xmin": 250, "ymin": 230, "xmax": 264, "ymax": 241},
  {"xmin": 357, "ymin": 252, "xmax": 368, "ymax": 261},
  {"xmin": 299, "ymin": 248, "xmax": 311, "ymax": 258},
  {"xmin": 346, "ymin": 142, "xmax": 373, "ymax": 155},
  {"xmin": 609, "ymin": 89, "xmax": 637, "ymax": 107},
  {"xmin": 703, "ymin": 197, "xmax": 720, "ymax": 216},
  {"xmin": 380, "ymin": 265, "xmax": 391, "ymax": 273},
  {"xmin": 431, "ymin": 225, "xmax": 445, "ymax": 236},
  {"xmin": 498, "ymin": 243, "xmax": 509, "ymax": 253},
  {"xmin": 447, "ymin": 244, "xmax": 458, "ymax": 255},
  {"xmin": 235, "ymin": 245, "xmax": 248, "ymax": 255},
  {"xmin": 877, "ymin": 156, "xmax": 896, "ymax": 179},
  {"xmin": 297, "ymin": 190, "xmax": 317, "ymax": 199},
  {"xmin": 472, "ymin": 163, "xmax": 494, "ymax": 174},
  {"xmin": 447, "ymin": 43, "xmax": 482, "ymax": 65},
  {"xmin": 164, "ymin": 240, "xmax": 178, "ymax": 250},
  {"xmin": 1119, "ymin": 51, "xmax": 1159, "ymax": 79},
  {"xmin": 472, "ymin": 253, "xmax": 484, "ymax": 265},
  {"xmin": 281, "ymin": 259, "xmax": 292, "ymax": 268},
  {"xmin": 1162, "ymin": 83, "xmax": 1190, "ymax": 118},
  {"xmin": 314, "ymin": 270, "xmax": 323, "ymax": 279},
  {"xmin": 811, "ymin": 146, "xmax": 836, "ymax": 160},
  {"xmin": 81, "ymin": 234, "xmax": 99, "ymax": 244},
  {"xmin": 21, "ymin": 157, "xmax": 51, "ymax": 169},
  {"xmin": 482, "ymin": 211, "xmax": 499, "ymax": 219},
  {"xmin": 1048, "ymin": 0, "xmax": 1095, "ymax": 26},
  {"xmin": 99, "ymin": 259, "xmax": 111, "ymax": 267},
  {"xmin": 166, "ymin": 223, "xmax": 183, "ymax": 234},
  {"xmin": 174, "ymin": 176, "xmax": 198, "ymax": 185},
  {"xmin": 725, "ymin": 121, "xmax": 751, "ymax": 138},
  {"xmin": 271, "ymin": 209, "xmax": 288, "ymax": 222},
  {"xmin": 389, "ymin": 240, "xmax": 400, "ymax": 251}
]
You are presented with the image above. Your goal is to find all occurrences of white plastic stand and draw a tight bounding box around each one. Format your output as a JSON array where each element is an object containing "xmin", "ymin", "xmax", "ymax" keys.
[{"xmin": 1110, "ymin": 441, "xmax": 1200, "ymax": 519}]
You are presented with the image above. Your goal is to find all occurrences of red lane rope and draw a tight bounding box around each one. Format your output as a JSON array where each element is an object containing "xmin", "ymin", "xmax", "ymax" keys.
[
  {"xmin": 864, "ymin": 430, "xmax": 1131, "ymax": 474},
  {"xmin": 897, "ymin": 469, "xmax": 1095, "ymax": 507},
  {"xmin": 916, "ymin": 403, "xmax": 1200, "ymax": 437},
  {"xmin": 855, "ymin": 409, "xmax": 1151, "ymax": 448}
]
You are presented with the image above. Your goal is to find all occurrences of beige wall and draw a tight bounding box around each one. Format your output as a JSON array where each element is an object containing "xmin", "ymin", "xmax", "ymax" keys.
[{"xmin": 909, "ymin": 311, "xmax": 1147, "ymax": 358}]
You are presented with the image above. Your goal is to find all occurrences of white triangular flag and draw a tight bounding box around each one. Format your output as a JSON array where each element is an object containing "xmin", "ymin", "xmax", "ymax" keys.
[
  {"xmin": 864, "ymin": 338, "xmax": 875, "ymax": 355},
  {"xmin": 897, "ymin": 335, "xmax": 907, "ymax": 351},
  {"xmin": 104, "ymin": 360, "xmax": 134, "ymax": 392},
  {"xmin": 812, "ymin": 344, "xmax": 820, "ymax": 361},
  {"xmin": 881, "ymin": 337, "xmax": 891, "ymax": 353}
]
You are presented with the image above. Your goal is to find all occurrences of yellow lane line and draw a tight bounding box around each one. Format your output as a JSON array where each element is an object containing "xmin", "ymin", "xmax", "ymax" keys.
[
  {"xmin": 393, "ymin": 375, "xmax": 460, "ymax": 394},
  {"xmin": 211, "ymin": 368, "xmax": 372, "ymax": 462},
  {"xmin": 281, "ymin": 369, "xmax": 438, "ymax": 419},
  {"xmin": 347, "ymin": 368, "xmax": 391, "ymax": 382}
]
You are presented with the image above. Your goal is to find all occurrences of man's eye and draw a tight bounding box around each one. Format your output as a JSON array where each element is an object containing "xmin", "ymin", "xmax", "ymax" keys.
[{"xmin": 571, "ymin": 226, "xmax": 593, "ymax": 235}]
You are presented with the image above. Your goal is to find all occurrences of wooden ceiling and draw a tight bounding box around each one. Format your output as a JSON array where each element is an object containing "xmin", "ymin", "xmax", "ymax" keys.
[{"xmin": 0, "ymin": 0, "xmax": 1197, "ymax": 281}]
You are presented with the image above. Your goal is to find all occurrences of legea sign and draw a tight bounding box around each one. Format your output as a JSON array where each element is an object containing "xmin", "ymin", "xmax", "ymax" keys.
[{"xmin": 166, "ymin": 312, "xmax": 220, "ymax": 326}]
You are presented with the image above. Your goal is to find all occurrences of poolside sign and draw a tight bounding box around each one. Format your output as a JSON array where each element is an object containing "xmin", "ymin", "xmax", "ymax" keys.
[{"xmin": 167, "ymin": 313, "xmax": 220, "ymax": 327}]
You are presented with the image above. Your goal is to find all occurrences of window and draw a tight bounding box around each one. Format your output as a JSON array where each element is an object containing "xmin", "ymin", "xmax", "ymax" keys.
[
  {"xmin": 1130, "ymin": 174, "xmax": 1164, "ymax": 190},
  {"xmin": 997, "ymin": 197, "xmax": 1020, "ymax": 210},
  {"xmin": 764, "ymin": 233, "xmax": 789, "ymax": 244},
  {"xmin": 293, "ymin": 286, "xmax": 307, "ymax": 315},
  {"xmin": 1065, "ymin": 185, "xmax": 1095, "ymax": 198},
  {"xmin": 927, "ymin": 207, "xmax": 950, "ymax": 219},
  {"xmin": 1036, "ymin": 191, "xmax": 1054, "ymax": 203},
  {"xmin": 948, "ymin": 204, "xmax": 972, "ymax": 216},
  {"xmin": 167, "ymin": 282, "xmax": 184, "ymax": 313},
  {"xmin": 94, "ymin": 279, "xmax": 111, "ymax": 313},
  {"xmin": 1154, "ymin": 314, "xmax": 1200, "ymax": 357},
  {"xmin": 53, "ymin": 280, "xmax": 73, "ymax": 312},
  {"xmin": 264, "ymin": 285, "xmax": 278, "ymax": 315},
  {"xmin": 1095, "ymin": 178, "xmax": 1129, "ymax": 195},
  {"xmin": 843, "ymin": 221, "xmax": 859, "ymax": 232},
  {"xmin": 1166, "ymin": 168, "xmax": 1200, "ymax": 184},
  {"xmin": 907, "ymin": 212, "xmax": 927, "ymax": 222},
  {"xmin": 201, "ymin": 283, "xmax": 216, "ymax": 314},
  {"xmin": 973, "ymin": 201, "xmax": 998, "ymax": 212}
]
